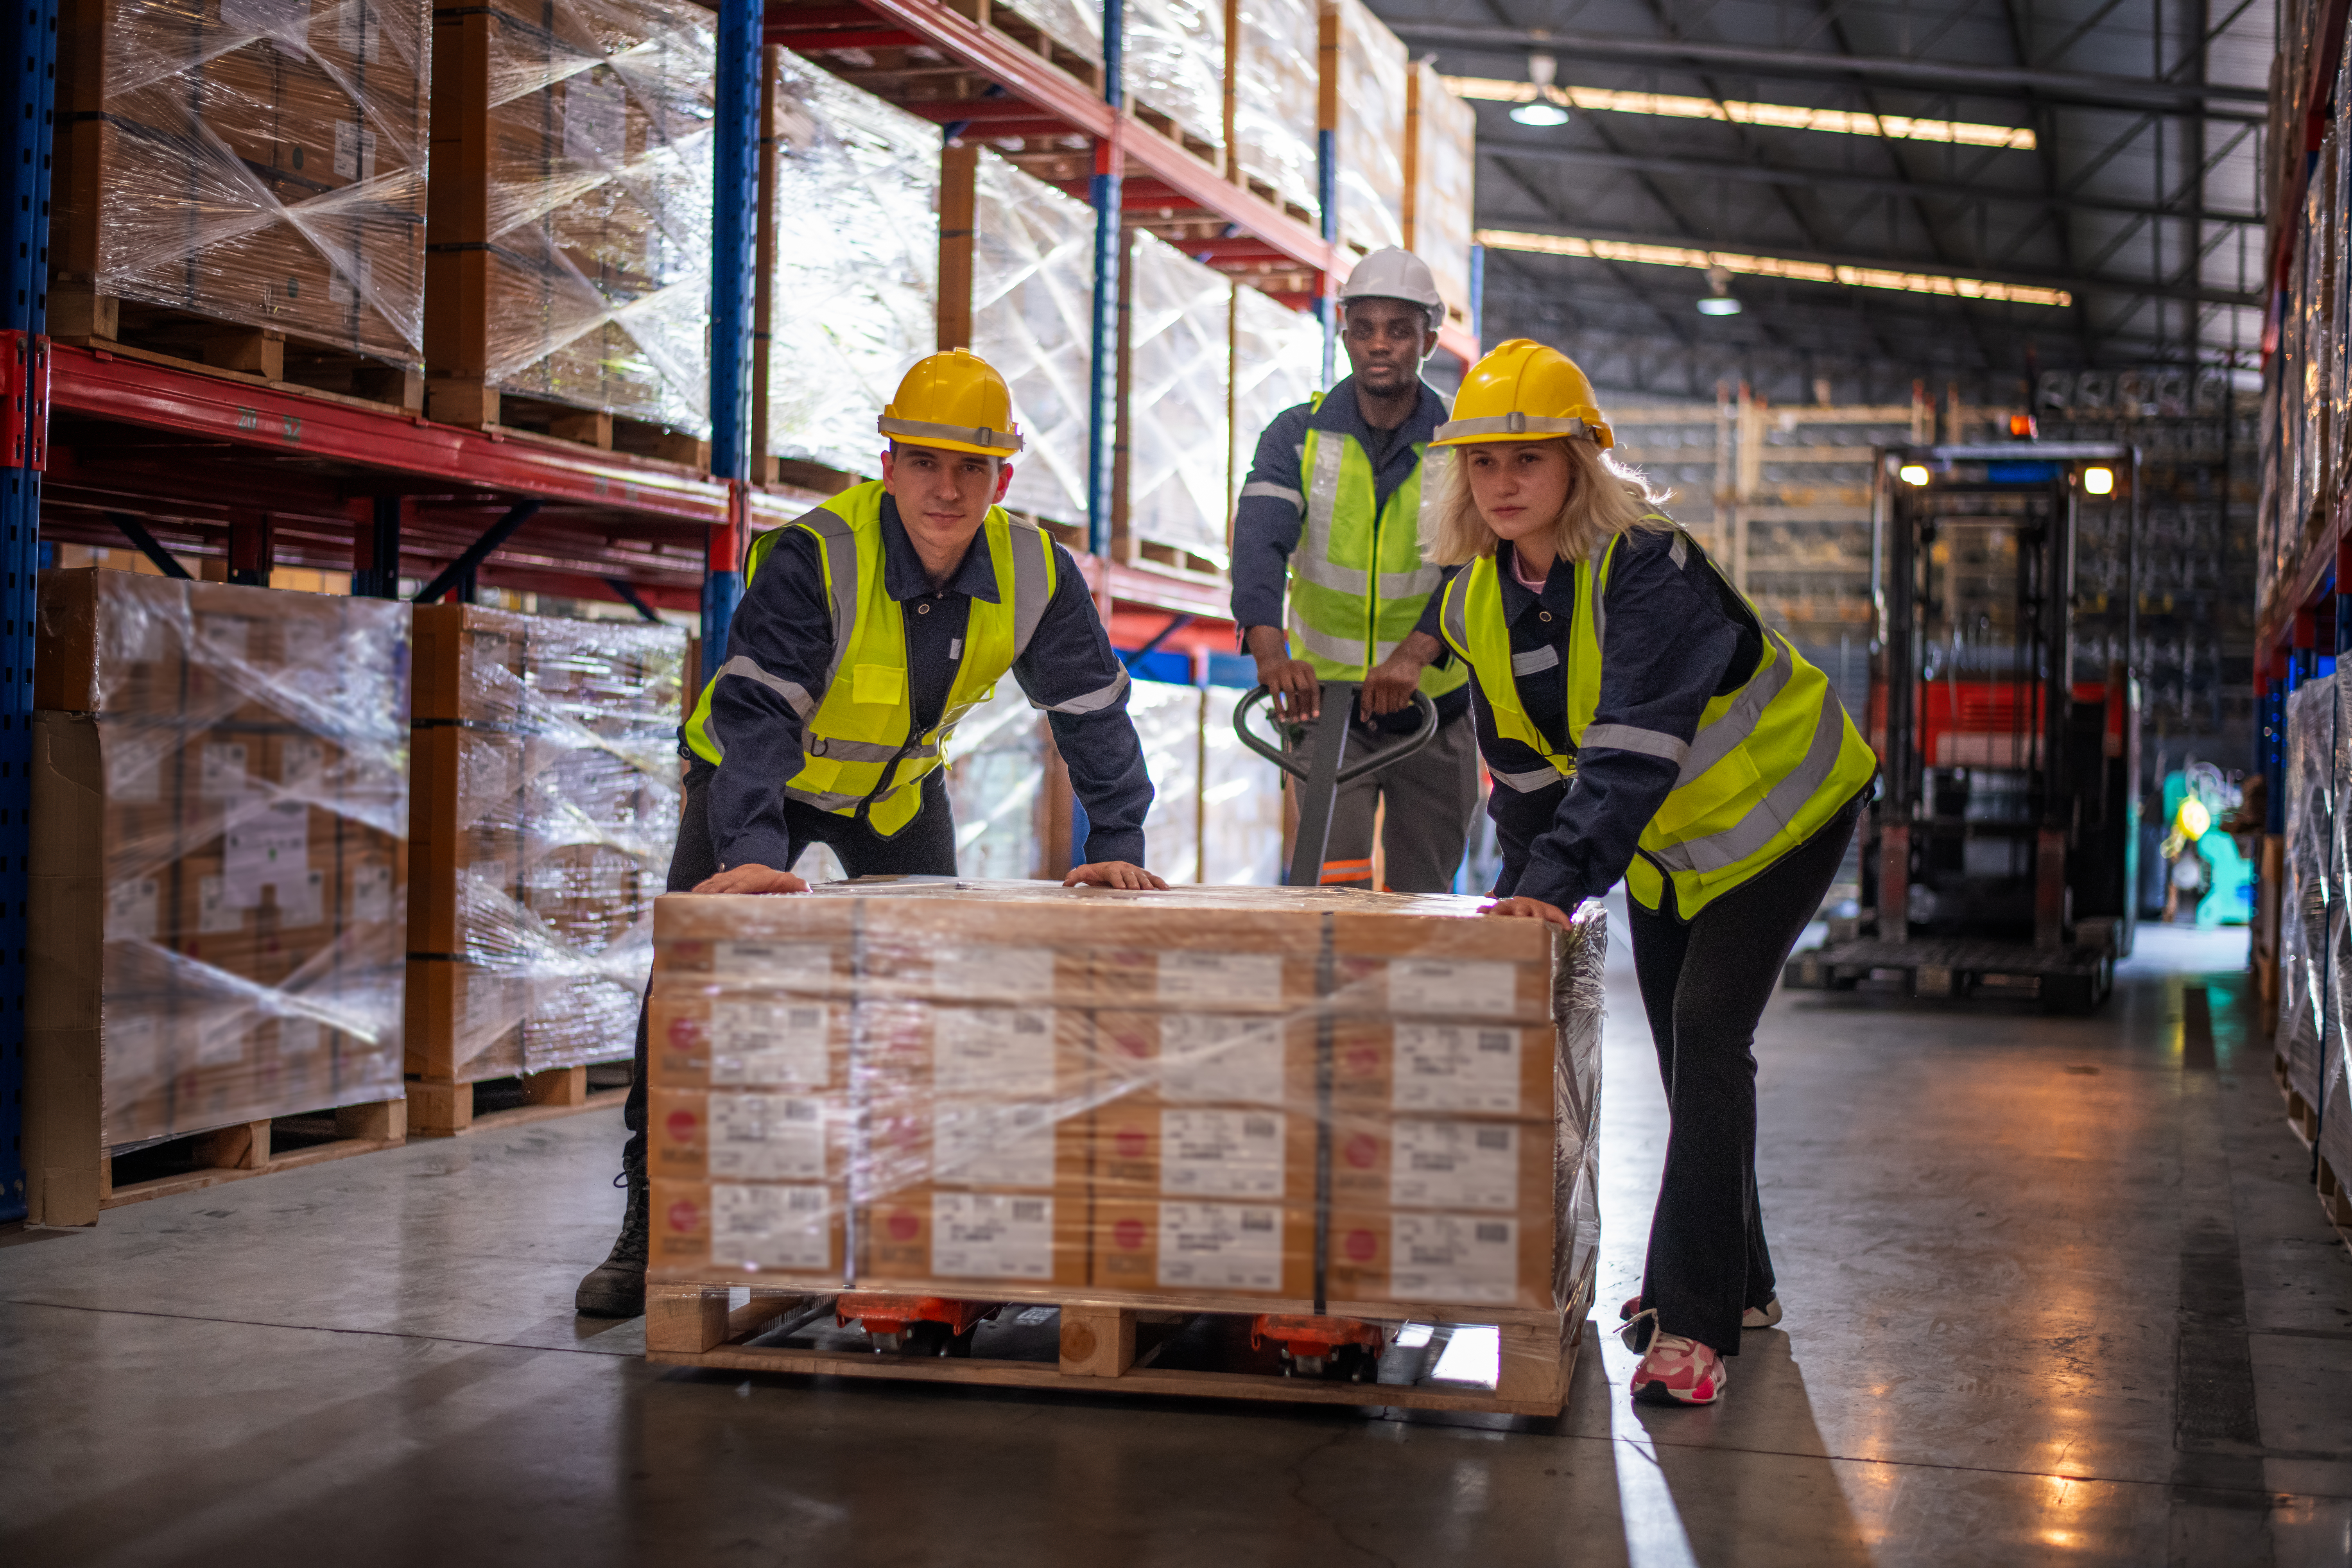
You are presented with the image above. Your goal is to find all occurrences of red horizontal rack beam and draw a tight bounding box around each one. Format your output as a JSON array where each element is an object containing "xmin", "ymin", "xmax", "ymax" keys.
[{"xmin": 2257, "ymin": 495, "xmax": 2352, "ymax": 662}]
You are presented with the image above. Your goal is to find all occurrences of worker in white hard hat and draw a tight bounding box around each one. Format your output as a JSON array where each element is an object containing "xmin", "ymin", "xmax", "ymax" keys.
[
  {"xmin": 1229, "ymin": 246, "xmax": 1478, "ymax": 891},
  {"xmin": 576, "ymin": 349, "xmax": 1167, "ymax": 1320}
]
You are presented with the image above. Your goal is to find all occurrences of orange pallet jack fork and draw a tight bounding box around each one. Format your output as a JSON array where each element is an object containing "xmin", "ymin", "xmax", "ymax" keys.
[
  {"xmin": 837, "ymin": 1293, "xmax": 1002, "ymax": 1356},
  {"xmin": 1250, "ymin": 1314, "xmax": 1387, "ymax": 1380}
]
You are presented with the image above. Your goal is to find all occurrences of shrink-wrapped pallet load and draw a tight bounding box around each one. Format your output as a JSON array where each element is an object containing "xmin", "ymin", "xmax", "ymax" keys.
[
  {"xmin": 2277, "ymin": 674, "xmax": 2335, "ymax": 1109},
  {"xmin": 946, "ymin": 683, "xmax": 1049, "ymax": 881},
  {"xmin": 973, "ymin": 151, "xmax": 1097, "ymax": 528},
  {"xmin": 52, "ymin": 0, "xmax": 432, "ymax": 392},
  {"xmin": 1319, "ymin": 0, "xmax": 1408, "ymax": 258},
  {"xmin": 1231, "ymin": 282, "xmax": 1326, "ymax": 508},
  {"xmin": 1126, "ymin": 0, "xmax": 1226, "ymax": 152},
  {"xmin": 995, "ymin": 0, "xmax": 1103, "ymax": 62},
  {"xmin": 645, "ymin": 883, "xmax": 1603, "ymax": 1322},
  {"xmin": 1404, "ymin": 61, "xmax": 1477, "ymax": 333},
  {"xmin": 1227, "ymin": 0, "xmax": 1321, "ymax": 220},
  {"xmin": 26, "ymin": 572, "xmax": 412, "ymax": 1223},
  {"xmin": 1124, "ymin": 233, "xmax": 1234, "ymax": 565},
  {"xmin": 1199, "ymin": 686, "xmax": 1286, "ymax": 885},
  {"xmin": 766, "ymin": 50, "xmax": 940, "ymax": 477},
  {"xmin": 1128, "ymin": 680, "xmax": 1206, "ymax": 884},
  {"xmin": 425, "ymin": 0, "xmax": 715, "ymax": 439},
  {"xmin": 405, "ymin": 607, "xmax": 687, "ymax": 1125}
]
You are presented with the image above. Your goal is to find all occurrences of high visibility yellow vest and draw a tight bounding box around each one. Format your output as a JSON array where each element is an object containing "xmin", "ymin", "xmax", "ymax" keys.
[
  {"xmin": 1269, "ymin": 400, "xmax": 1468, "ymax": 698},
  {"xmin": 683, "ymin": 481, "xmax": 1056, "ymax": 837},
  {"xmin": 1438, "ymin": 525, "xmax": 1875, "ymax": 916}
]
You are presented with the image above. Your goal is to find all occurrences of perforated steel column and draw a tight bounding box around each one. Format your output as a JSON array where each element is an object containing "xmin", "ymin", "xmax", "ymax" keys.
[
  {"xmin": 1084, "ymin": 0, "xmax": 1123, "ymax": 560},
  {"xmin": 704, "ymin": 0, "xmax": 762, "ymax": 679}
]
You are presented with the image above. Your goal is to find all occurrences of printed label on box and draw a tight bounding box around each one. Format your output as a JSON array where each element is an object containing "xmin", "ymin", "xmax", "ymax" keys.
[
  {"xmin": 333, "ymin": 120, "xmax": 378, "ymax": 182},
  {"xmin": 326, "ymin": 253, "xmax": 371, "ymax": 310},
  {"xmin": 712, "ymin": 1182, "xmax": 831, "ymax": 1271},
  {"xmin": 279, "ymin": 1016, "xmax": 323, "ymax": 1060},
  {"xmin": 197, "ymin": 875, "xmax": 243, "ymax": 935},
  {"xmin": 336, "ymin": 0, "xmax": 381, "ymax": 57},
  {"xmin": 1393, "ymin": 1024, "xmax": 1524, "ymax": 1113},
  {"xmin": 1157, "ymin": 1014, "xmax": 1284, "ymax": 1104},
  {"xmin": 709, "ymin": 1092, "xmax": 827, "ymax": 1181},
  {"xmin": 1158, "ymin": 951, "xmax": 1283, "ymax": 1004},
  {"xmin": 1157, "ymin": 1201, "xmax": 1282, "ymax": 1291},
  {"xmin": 933, "ymin": 1006, "xmax": 1056, "ymax": 1097},
  {"xmin": 1160, "ymin": 1108, "xmax": 1285, "ymax": 1199},
  {"xmin": 932, "ymin": 1097, "xmax": 1057, "ymax": 1188},
  {"xmin": 930, "ymin": 944, "xmax": 1054, "ymax": 1001},
  {"xmin": 1391, "ymin": 1213, "xmax": 1518, "ymax": 1304},
  {"xmin": 710, "ymin": 999, "xmax": 830, "ymax": 1086},
  {"xmin": 275, "ymin": 867, "xmax": 326, "ymax": 930},
  {"xmin": 350, "ymin": 860, "xmax": 393, "ymax": 925},
  {"xmin": 1388, "ymin": 959, "xmax": 1518, "ymax": 1016},
  {"xmin": 1390, "ymin": 1121, "xmax": 1519, "ymax": 1211},
  {"xmin": 225, "ymin": 800, "xmax": 308, "ymax": 905},
  {"xmin": 279, "ymin": 738, "xmax": 327, "ymax": 787},
  {"xmin": 931, "ymin": 1191, "xmax": 1054, "ymax": 1279},
  {"xmin": 711, "ymin": 941, "xmax": 833, "ymax": 982},
  {"xmin": 194, "ymin": 615, "xmax": 253, "ymax": 667},
  {"xmin": 106, "ymin": 740, "xmax": 163, "ymax": 804},
  {"xmin": 106, "ymin": 877, "xmax": 159, "ymax": 942},
  {"xmin": 199, "ymin": 742, "xmax": 255, "ymax": 800},
  {"xmin": 194, "ymin": 1018, "xmax": 248, "ymax": 1067}
]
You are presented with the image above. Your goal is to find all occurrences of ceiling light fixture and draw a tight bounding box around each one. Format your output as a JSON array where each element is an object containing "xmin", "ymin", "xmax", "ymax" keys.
[
  {"xmin": 1474, "ymin": 228, "xmax": 2074, "ymax": 308},
  {"xmin": 1899, "ymin": 464, "xmax": 1933, "ymax": 487},
  {"xmin": 1448, "ymin": 75, "xmax": 2035, "ymax": 150},
  {"xmin": 2083, "ymin": 466, "xmax": 2115, "ymax": 495},
  {"xmin": 1509, "ymin": 54, "xmax": 1571, "ymax": 127},
  {"xmin": 1697, "ymin": 265, "xmax": 1742, "ymax": 315}
]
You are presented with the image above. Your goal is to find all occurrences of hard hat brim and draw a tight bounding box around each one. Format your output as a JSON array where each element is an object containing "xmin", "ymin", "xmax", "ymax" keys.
[
  {"xmin": 1431, "ymin": 414, "xmax": 1615, "ymax": 451},
  {"xmin": 878, "ymin": 415, "xmax": 1025, "ymax": 457}
]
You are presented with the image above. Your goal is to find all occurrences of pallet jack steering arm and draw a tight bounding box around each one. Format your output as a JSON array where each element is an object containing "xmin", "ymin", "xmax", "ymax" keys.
[{"xmin": 1233, "ymin": 682, "xmax": 1439, "ymax": 890}]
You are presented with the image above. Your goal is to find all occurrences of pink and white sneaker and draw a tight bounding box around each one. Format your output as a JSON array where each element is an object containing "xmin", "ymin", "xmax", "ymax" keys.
[{"xmin": 1629, "ymin": 1331, "xmax": 1728, "ymax": 1406}]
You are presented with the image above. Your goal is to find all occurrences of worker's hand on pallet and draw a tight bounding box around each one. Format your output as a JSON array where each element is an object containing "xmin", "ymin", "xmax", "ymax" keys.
[
  {"xmin": 1244, "ymin": 625, "xmax": 1322, "ymax": 720},
  {"xmin": 690, "ymin": 864, "xmax": 812, "ymax": 896},
  {"xmin": 1063, "ymin": 861, "xmax": 1171, "ymax": 891},
  {"xmin": 1481, "ymin": 894, "xmax": 1575, "ymax": 930},
  {"xmin": 1358, "ymin": 632, "xmax": 1442, "ymax": 719}
]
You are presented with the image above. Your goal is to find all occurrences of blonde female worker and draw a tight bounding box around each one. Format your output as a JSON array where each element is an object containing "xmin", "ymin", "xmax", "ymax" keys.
[{"xmin": 1426, "ymin": 340, "xmax": 1877, "ymax": 1407}]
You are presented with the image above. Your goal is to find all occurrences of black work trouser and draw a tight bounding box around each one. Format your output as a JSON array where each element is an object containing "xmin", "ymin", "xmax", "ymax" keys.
[
  {"xmin": 1626, "ymin": 788, "xmax": 1866, "ymax": 1355},
  {"xmin": 620, "ymin": 760, "xmax": 960, "ymax": 1166}
]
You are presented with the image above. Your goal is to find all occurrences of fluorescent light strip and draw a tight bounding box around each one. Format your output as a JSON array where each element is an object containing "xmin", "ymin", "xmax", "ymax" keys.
[
  {"xmin": 1476, "ymin": 228, "xmax": 2074, "ymax": 308},
  {"xmin": 1445, "ymin": 74, "xmax": 2036, "ymax": 150}
]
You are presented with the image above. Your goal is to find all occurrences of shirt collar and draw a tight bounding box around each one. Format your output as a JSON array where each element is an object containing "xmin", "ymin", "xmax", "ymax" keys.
[
  {"xmin": 879, "ymin": 493, "xmax": 1001, "ymax": 604},
  {"xmin": 1495, "ymin": 541, "xmax": 1578, "ymax": 622},
  {"xmin": 1307, "ymin": 376, "xmax": 1448, "ymax": 447}
]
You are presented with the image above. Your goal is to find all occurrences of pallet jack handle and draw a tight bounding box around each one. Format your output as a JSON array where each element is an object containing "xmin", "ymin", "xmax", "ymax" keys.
[{"xmin": 1233, "ymin": 683, "xmax": 1439, "ymax": 889}]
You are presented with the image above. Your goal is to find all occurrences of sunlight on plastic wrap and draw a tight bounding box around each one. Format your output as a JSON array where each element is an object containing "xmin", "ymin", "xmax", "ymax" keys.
[
  {"xmin": 2278, "ymin": 676, "xmax": 2333, "ymax": 1113},
  {"xmin": 78, "ymin": 0, "xmax": 431, "ymax": 363},
  {"xmin": 1230, "ymin": 0, "xmax": 1319, "ymax": 221},
  {"xmin": 38, "ymin": 571, "xmax": 412, "ymax": 1146},
  {"xmin": 945, "ymin": 683, "xmax": 1046, "ymax": 882},
  {"xmin": 992, "ymin": 0, "xmax": 1101, "ymax": 60},
  {"xmin": 479, "ymin": 0, "xmax": 716, "ymax": 430},
  {"xmin": 973, "ymin": 152, "xmax": 1096, "ymax": 528},
  {"xmin": 1125, "ymin": 234, "xmax": 1233, "ymax": 565},
  {"xmin": 1328, "ymin": 0, "xmax": 1407, "ymax": 257},
  {"xmin": 409, "ymin": 607, "xmax": 686, "ymax": 1082},
  {"xmin": 646, "ymin": 883, "xmax": 1603, "ymax": 1317},
  {"xmin": 1231, "ymin": 282, "xmax": 1325, "ymax": 502},
  {"xmin": 1124, "ymin": 0, "xmax": 1223, "ymax": 148}
]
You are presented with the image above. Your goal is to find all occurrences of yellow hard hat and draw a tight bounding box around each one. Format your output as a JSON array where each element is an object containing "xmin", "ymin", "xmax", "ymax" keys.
[
  {"xmin": 878, "ymin": 349, "xmax": 1025, "ymax": 457},
  {"xmin": 1431, "ymin": 339, "xmax": 1613, "ymax": 450}
]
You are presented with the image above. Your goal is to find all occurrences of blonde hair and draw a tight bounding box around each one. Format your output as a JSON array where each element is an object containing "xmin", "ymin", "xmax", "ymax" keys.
[{"xmin": 1421, "ymin": 436, "xmax": 1674, "ymax": 567}]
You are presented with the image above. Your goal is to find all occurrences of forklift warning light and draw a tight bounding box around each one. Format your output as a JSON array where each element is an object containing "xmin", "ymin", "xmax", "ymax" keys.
[{"xmin": 1898, "ymin": 463, "xmax": 1931, "ymax": 487}]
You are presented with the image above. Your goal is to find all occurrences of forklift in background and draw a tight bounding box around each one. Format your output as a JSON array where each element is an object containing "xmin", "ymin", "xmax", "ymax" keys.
[{"xmin": 1784, "ymin": 439, "xmax": 2140, "ymax": 1013}]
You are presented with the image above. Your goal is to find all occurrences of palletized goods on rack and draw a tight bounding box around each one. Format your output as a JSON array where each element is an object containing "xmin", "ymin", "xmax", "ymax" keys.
[
  {"xmin": 25, "ymin": 571, "xmax": 412, "ymax": 1223},
  {"xmin": 1226, "ymin": 0, "xmax": 1319, "ymax": 221},
  {"xmin": 1128, "ymin": 680, "xmax": 1206, "ymax": 883},
  {"xmin": 1231, "ymin": 280, "xmax": 1328, "ymax": 495},
  {"xmin": 945, "ymin": 683, "xmax": 1050, "ymax": 881},
  {"xmin": 642, "ymin": 883, "xmax": 1602, "ymax": 1414},
  {"xmin": 1200, "ymin": 686, "xmax": 1287, "ymax": 885},
  {"xmin": 1404, "ymin": 60, "xmax": 1477, "ymax": 332},
  {"xmin": 973, "ymin": 151, "xmax": 1097, "ymax": 529},
  {"xmin": 1126, "ymin": 0, "xmax": 1224, "ymax": 159},
  {"xmin": 1319, "ymin": 0, "xmax": 1409, "ymax": 260},
  {"xmin": 1124, "ymin": 233, "xmax": 1235, "ymax": 568}
]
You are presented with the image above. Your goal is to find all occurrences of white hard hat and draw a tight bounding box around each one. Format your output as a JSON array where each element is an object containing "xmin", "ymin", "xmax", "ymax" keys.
[{"xmin": 1338, "ymin": 248, "xmax": 1444, "ymax": 315}]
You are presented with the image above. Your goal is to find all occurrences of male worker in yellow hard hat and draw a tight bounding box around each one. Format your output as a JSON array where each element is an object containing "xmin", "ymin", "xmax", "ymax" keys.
[
  {"xmin": 1230, "ymin": 247, "xmax": 1477, "ymax": 891},
  {"xmin": 576, "ymin": 349, "xmax": 1166, "ymax": 1318}
]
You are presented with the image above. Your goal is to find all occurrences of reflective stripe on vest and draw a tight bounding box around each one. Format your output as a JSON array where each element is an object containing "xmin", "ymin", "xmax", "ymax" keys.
[
  {"xmin": 1438, "ymin": 527, "xmax": 1874, "ymax": 915},
  {"xmin": 682, "ymin": 480, "xmax": 1057, "ymax": 837},
  {"xmin": 1282, "ymin": 408, "xmax": 1468, "ymax": 698}
]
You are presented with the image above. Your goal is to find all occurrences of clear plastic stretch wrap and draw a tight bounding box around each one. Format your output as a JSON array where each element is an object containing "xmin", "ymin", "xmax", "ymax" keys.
[
  {"xmin": 993, "ymin": 0, "xmax": 1101, "ymax": 59},
  {"xmin": 1128, "ymin": 679, "xmax": 1205, "ymax": 883},
  {"xmin": 1200, "ymin": 686, "xmax": 1287, "ymax": 885},
  {"xmin": 2330, "ymin": 674, "xmax": 2352, "ymax": 1138},
  {"xmin": 2277, "ymin": 675, "xmax": 2335, "ymax": 1106},
  {"xmin": 974, "ymin": 151, "xmax": 1096, "ymax": 527},
  {"xmin": 31, "ymin": 571, "xmax": 411, "ymax": 1147},
  {"xmin": 767, "ymin": 50, "xmax": 939, "ymax": 476},
  {"xmin": 60, "ymin": 0, "xmax": 431, "ymax": 363},
  {"xmin": 1325, "ymin": 0, "xmax": 1407, "ymax": 258},
  {"xmin": 1230, "ymin": 0, "xmax": 1320, "ymax": 219},
  {"xmin": 1125, "ymin": 233, "xmax": 1234, "ymax": 562},
  {"xmin": 1231, "ymin": 283, "xmax": 1325, "ymax": 507},
  {"xmin": 477, "ymin": 0, "xmax": 716, "ymax": 430},
  {"xmin": 646, "ymin": 883, "xmax": 1605, "ymax": 1321},
  {"xmin": 1126, "ymin": 0, "xmax": 1224, "ymax": 144},
  {"xmin": 1406, "ymin": 62, "xmax": 1477, "ymax": 328},
  {"xmin": 945, "ymin": 683, "xmax": 1047, "ymax": 881},
  {"xmin": 407, "ymin": 606, "xmax": 687, "ymax": 1082}
]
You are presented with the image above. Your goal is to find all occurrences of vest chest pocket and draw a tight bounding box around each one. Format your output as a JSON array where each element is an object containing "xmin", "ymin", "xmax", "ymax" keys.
[{"xmin": 852, "ymin": 663, "xmax": 906, "ymax": 707}]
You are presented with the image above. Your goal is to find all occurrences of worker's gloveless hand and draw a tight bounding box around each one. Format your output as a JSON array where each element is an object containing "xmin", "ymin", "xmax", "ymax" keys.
[
  {"xmin": 1244, "ymin": 625, "xmax": 1321, "ymax": 721},
  {"xmin": 1063, "ymin": 861, "xmax": 1171, "ymax": 891},
  {"xmin": 1359, "ymin": 631, "xmax": 1441, "ymax": 719},
  {"xmin": 1481, "ymin": 894, "xmax": 1574, "ymax": 930},
  {"xmin": 693, "ymin": 864, "xmax": 811, "ymax": 896}
]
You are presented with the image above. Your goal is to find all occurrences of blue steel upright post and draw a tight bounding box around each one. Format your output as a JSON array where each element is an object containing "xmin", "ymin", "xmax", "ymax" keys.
[
  {"xmin": 1, "ymin": 0, "xmax": 57, "ymax": 1226},
  {"xmin": 704, "ymin": 0, "xmax": 762, "ymax": 682},
  {"xmin": 1316, "ymin": 127, "xmax": 1336, "ymax": 385},
  {"xmin": 1084, "ymin": 0, "xmax": 1122, "ymax": 559}
]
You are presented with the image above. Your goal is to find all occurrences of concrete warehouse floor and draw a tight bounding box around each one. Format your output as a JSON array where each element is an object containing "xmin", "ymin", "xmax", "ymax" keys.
[{"xmin": 5, "ymin": 903, "xmax": 2350, "ymax": 1568}]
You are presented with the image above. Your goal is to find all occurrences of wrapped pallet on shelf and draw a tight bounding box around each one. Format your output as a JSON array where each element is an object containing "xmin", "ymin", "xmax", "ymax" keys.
[
  {"xmin": 1124, "ymin": 233, "xmax": 1235, "ymax": 570},
  {"xmin": 640, "ymin": 883, "xmax": 1603, "ymax": 1415},
  {"xmin": 973, "ymin": 150, "xmax": 1098, "ymax": 529},
  {"xmin": 25, "ymin": 571, "xmax": 412, "ymax": 1224},
  {"xmin": 1225, "ymin": 0, "xmax": 1320, "ymax": 223},
  {"xmin": 52, "ymin": 0, "xmax": 433, "ymax": 406},
  {"xmin": 2276, "ymin": 674, "xmax": 2334, "ymax": 1122},
  {"xmin": 1200, "ymin": 685, "xmax": 1287, "ymax": 885},
  {"xmin": 1319, "ymin": 0, "xmax": 1408, "ymax": 260},
  {"xmin": 1403, "ymin": 62, "xmax": 1476, "ymax": 333},
  {"xmin": 405, "ymin": 605, "xmax": 688, "ymax": 1134},
  {"xmin": 765, "ymin": 48, "xmax": 940, "ymax": 478},
  {"xmin": 990, "ymin": 0, "xmax": 1103, "ymax": 77},
  {"xmin": 1231, "ymin": 281, "xmax": 1327, "ymax": 498},
  {"xmin": 946, "ymin": 683, "xmax": 1050, "ymax": 881},
  {"xmin": 1126, "ymin": 0, "xmax": 1226, "ymax": 164},
  {"xmin": 1129, "ymin": 679, "xmax": 1206, "ymax": 883},
  {"xmin": 424, "ymin": 0, "xmax": 716, "ymax": 452}
]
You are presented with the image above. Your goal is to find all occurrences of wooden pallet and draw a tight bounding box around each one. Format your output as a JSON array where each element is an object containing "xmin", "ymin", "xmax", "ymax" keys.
[
  {"xmin": 1129, "ymin": 537, "xmax": 1226, "ymax": 577},
  {"xmin": 1235, "ymin": 169, "xmax": 1318, "ymax": 231},
  {"xmin": 51, "ymin": 297, "xmax": 425, "ymax": 416},
  {"xmin": 407, "ymin": 1064, "xmax": 630, "ymax": 1138},
  {"xmin": 1131, "ymin": 102, "xmax": 1224, "ymax": 176},
  {"xmin": 101, "ymin": 1099, "xmax": 407, "ymax": 1211},
  {"xmin": 423, "ymin": 384, "xmax": 712, "ymax": 469},
  {"xmin": 1783, "ymin": 935, "xmax": 2113, "ymax": 1012},
  {"xmin": 980, "ymin": 3, "xmax": 1103, "ymax": 90},
  {"xmin": 2272, "ymin": 1052, "xmax": 2352, "ymax": 1258},
  {"xmin": 645, "ymin": 1263, "xmax": 1595, "ymax": 1417}
]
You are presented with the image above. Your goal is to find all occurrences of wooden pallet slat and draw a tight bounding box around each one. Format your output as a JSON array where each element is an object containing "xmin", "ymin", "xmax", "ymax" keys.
[
  {"xmin": 99, "ymin": 1098, "xmax": 409, "ymax": 1211},
  {"xmin": 406, "ymin": 1064, "xmax": 630, "ymax": 1137}
]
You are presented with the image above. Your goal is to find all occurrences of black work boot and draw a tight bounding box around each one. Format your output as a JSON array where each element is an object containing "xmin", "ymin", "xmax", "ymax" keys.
[{"xmin": 575, "ymin": 1143, "xmax": 648, "ymax": 1318}]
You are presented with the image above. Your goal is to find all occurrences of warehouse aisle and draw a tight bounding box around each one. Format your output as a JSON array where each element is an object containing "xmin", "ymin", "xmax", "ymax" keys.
[{"xmin": 4, "ymin": 905, "xmax": 2348, "ymax": 1568}]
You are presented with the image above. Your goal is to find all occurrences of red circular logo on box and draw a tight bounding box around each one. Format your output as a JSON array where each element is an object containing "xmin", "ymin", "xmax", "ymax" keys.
[
  {"xmin": 1344, "ymin": 1047, "xmax": 1379, "ymax": 1077},
  {"xmin": 1345, "ymin": 1228, "xmax": 1378, "ymax": 1262},
  {"xmin": 1115, "ymin": 1127, "xmax": 1148, "ymax": 1158},
  {"xmin": 1345, "ymin": 1133, "xmax": 1379, "ymax": 1168},
  {"xmin": 888, "ymin": 1210, "xmax": 921, "ymax": 1241},
  {"xmin": 668, "ymin": 1017, "xmax": 704, "ymax": 1048},
  {"xmin": 1114, "ymin": 1030, "xmax": 1148, "ymax": 1058},
  {"xmin": 665, "ymin": 1110, "xmax": 698, "ymax": 1142},
  {"xmin": 1112, "ymin": 1217, "xmax": 1147, "ymax": 1251},
  {"xmin": 667, "ymin": 1201, "xmax": 700, "ymax": 1233}
]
